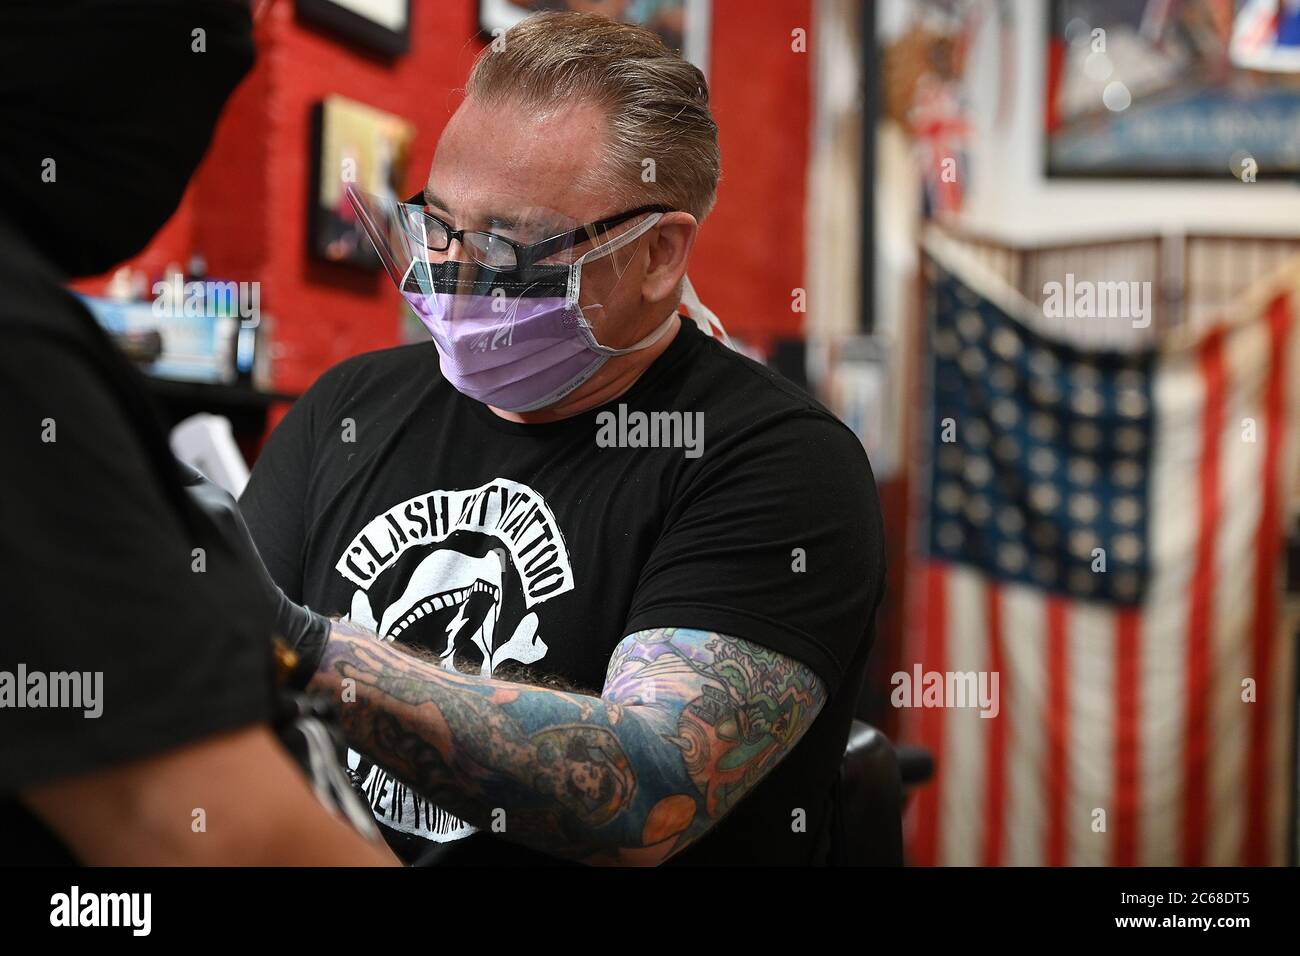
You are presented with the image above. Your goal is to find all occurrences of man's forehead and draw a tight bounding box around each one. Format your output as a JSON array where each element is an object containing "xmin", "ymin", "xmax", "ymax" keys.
[{"xmin": 426, "ymin": 97, "xmax": 611, "ymax": 227}]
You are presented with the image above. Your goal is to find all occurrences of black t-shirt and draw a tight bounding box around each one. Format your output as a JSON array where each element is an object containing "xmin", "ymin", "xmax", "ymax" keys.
[
  {"xmin": 240, "ymin": 316, "xmax": 885, "ymax": 865},
  {"xmin": 0, "ymin": 217, "xmax": 275, "ymax": 864}
]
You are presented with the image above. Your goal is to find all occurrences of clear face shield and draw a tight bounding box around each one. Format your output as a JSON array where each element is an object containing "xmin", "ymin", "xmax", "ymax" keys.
[{"xmin": 346, "ymin": 186, "xmax": 675, "ymax": 411}]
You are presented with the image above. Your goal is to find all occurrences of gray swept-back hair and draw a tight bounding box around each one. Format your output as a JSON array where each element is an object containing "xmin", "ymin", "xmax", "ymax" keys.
[{"xmin": 466, "ymin": 11, "xmax": 721, "ymax": 220}]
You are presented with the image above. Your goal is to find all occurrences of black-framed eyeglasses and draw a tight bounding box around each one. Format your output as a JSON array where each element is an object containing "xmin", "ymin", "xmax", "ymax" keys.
[{"xmin": 400, "ymin": 194, "xmax": 671, "ymax": 273}]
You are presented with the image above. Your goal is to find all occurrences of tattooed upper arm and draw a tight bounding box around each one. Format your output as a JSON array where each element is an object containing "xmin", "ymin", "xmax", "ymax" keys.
[{"xmin": 601, "ymin": 628, "xmax": 827, "ymax": 826}]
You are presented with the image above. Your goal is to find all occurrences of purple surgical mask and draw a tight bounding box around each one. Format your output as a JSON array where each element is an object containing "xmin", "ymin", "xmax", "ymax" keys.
[{"xmin": 400, "ymin": 212, "xmax": 674, "ymax": 412}]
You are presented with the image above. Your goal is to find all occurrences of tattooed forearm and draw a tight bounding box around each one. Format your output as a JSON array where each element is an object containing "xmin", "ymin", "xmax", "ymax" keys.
[
  {"xmin": 316, "ymin": 622, "xmax": 690, "ymax": 863},
  {"xmin": 315, "ymin": 621, "xmax": 825, "ymax": 864}
]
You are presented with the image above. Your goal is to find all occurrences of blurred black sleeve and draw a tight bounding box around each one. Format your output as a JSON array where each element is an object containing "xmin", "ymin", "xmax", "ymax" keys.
[{"xmin": 0, "ymin": 329, "xmax": 274, "ymax": 792}]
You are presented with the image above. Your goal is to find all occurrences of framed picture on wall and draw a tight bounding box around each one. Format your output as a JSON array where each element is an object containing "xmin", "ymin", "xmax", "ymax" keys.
[
  {"xmin": 309, "ymin": 96, "xmax": 416, "ymax": 269},
  {"xmin": 1046, "ymin": 0, "xmax": 1300, "ymax": 178},
  {"xmin": 478, "ymin": 0, "xmax": 712, "ymax": 75},
  {"xmin": 296, "ymin": 0, "xmax": 412, "ymax": 56}
]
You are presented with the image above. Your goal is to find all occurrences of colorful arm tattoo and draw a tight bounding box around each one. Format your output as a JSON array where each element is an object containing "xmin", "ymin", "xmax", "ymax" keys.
[{"xmin": 316, "ymin": 621, "xmax": 826, "ymax": 864}]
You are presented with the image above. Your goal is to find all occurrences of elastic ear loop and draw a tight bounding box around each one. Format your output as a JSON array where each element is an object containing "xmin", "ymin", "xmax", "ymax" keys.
[
  {"xmin": 566, "ymin": 212, "xmax": 664, "ymax": 301},
  {"xmin": 568, "ymin": 213, "xmax": 674, "ymax": 355}
]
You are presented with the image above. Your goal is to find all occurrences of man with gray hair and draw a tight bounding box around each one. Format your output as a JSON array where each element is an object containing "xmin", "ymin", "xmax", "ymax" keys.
[{"xmin": 241, "ymin": 10, "xmax": 884, "ymax": 865}]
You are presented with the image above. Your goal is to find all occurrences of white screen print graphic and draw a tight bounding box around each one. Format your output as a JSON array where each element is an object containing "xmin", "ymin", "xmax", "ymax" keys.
[{"xmin": 334, "ymin": 478, "xmax": 575, "ymax": 843}]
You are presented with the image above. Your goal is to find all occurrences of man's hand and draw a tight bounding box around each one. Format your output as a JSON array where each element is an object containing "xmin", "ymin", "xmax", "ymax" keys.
[{"xmin": 177, "ymin": 462, "xmax": 330, "ymax": 688}]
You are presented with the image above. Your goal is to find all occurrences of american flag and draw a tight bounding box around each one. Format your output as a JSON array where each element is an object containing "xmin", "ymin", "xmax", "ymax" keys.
[{"xmin": 902, "ymin": 238, "xmax": 1300, "ymax": 866}]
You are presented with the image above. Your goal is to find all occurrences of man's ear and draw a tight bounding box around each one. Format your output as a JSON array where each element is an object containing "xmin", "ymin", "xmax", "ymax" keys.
[{"xmin": 642, "ymin": 212, "xmax": 697, "ymax": 305}]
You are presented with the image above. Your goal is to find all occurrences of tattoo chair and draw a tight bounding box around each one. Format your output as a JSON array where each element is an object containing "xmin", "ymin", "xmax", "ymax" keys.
[{"xmin": 827, "ymin": 719, "xmax": 906, "ymax": 865}]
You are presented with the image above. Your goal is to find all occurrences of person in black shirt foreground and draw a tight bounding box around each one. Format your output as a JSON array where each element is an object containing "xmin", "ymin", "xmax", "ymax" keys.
[
  {"xmin": 239, "ymin": 12, "xmax": 886, "ymax": 865},
  {"xmin": 0, "ymin": 0, "xmax": 393, "ymax": 866}
]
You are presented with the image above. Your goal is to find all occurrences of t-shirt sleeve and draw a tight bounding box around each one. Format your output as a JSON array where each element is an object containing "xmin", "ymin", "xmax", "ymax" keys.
[
  {"xmin": 0, "ymin": 332, "xmax": 273, "ymax": 793},
  {"xmin": 623, "ymin": 413, "xmax": 885, "ymax": 695}
]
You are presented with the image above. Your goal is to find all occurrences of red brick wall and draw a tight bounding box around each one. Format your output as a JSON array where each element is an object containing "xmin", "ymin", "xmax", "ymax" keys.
[{"xmin": 694, "ymin": 0, "xmax": 811, "ymax": 353}]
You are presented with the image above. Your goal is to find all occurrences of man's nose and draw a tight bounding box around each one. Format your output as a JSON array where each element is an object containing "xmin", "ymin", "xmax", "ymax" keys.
[{"xmin": 427, "ymin": 241, "xmax": 469, "ymax": 266}]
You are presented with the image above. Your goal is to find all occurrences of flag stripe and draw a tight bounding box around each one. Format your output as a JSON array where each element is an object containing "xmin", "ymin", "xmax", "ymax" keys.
[
  {"xmin": 1267, "ymin": 587, "xmax": 1297, "ymax": 864},
  {"xmin": 911, "ymin": 560, "xmax": 948, "ymax": 866},
  {"xmin": 1245, "ymin": 294, "xmax": 1294, "ymax": 864},
  {"xmin": 1113, "ymin": 609, "xmax": 1140, "ymax": 865},
  {"xmin": 1003, "ymin": 583, "xmax": 1047, "ymax": 865},
  {"xmin": 1068, "ymin": 602, "xmax": 1116, "ymax": 865},
  {"xmin": 983, "ymin": 583, "xmax": 1006, "ymax": 866},
  {"xmin": 1207, "ymin": 314, "xmax": 1268, "ymax": 863},
  {"xmin": 1046, "ymin": 597, "xmax": 1069, "ymax": 866},
  {"xmin": 1268, "ymin": 303, "xmax": 1300, "ymax": 864},
  {"xmin": 1142, "ymin": 349, "xmax": 1198, "ymax": 866},
  {"xmin": 940, "ymin": 566, "xmax": 990, "ymax": 864},
  {"xmin": 1184, "ymin": 329, "xmax": 1226, "ymax": 866}
]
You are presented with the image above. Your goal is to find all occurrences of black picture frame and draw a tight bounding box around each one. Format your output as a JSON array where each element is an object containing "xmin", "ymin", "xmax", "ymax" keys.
[
  {"xmin": 477, "ymin": 0, "xmax": 709, "ymax": 74},
  {"xmin": 1044, "ymin": 0, "xmax": 1300, "ymax": 181},
  {"xmin": 295, "ymin": 0, "xmax": 412, "ymax": 57},
  {"xmin": 307, "ymin": 96, "xmax": 416, "ymax": 270}
]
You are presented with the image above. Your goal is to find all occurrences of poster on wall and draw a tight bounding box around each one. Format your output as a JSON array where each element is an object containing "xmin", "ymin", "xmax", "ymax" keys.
[
  {"xmin": 310, "ymin": 96, "xmax": 416, "ymax": 269},
  {"xmin": 1046, "ymin": 0, "xmax": 1300, "ymax": 178},
  {"xmin": 478, "ymin": 0, "xmax": 712, "ymax": 75},
  {"xmin": 296, "ymin": 0, "xmax": 411, "ymax": 56}
]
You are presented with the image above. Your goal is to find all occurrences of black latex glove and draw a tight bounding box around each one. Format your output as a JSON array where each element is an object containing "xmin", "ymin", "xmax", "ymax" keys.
[{"xmin": 177, "ymin": 461, "xmax": 331, "ymax": 689}]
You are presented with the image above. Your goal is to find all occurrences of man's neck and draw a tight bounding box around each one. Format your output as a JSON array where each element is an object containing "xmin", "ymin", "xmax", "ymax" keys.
[{"xmin": 488, "ymin": 314, "xmax": 682, "ymax": 424}]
